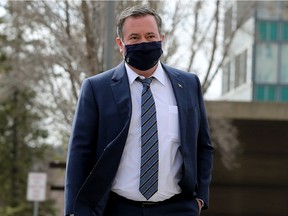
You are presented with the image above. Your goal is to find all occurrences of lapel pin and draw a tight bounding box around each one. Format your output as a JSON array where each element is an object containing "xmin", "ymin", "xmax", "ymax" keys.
[{"xmin": 178, "ymin": 83, "xmax": 183, "ymax": 88}]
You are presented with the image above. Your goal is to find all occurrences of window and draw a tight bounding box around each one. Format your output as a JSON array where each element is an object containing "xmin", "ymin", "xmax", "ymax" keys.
[
  {"xmin": 229, "ymin": 61, "xmax": 235, "ymax": 90},
  {"xmin": 280, "ymin": 87, "xmax": 288, "ymax": 102},
  {"xmin": 255, "ymin": 85, "xmax": 288, "ymax": 102},
  {"xmin": 255, "ymin": 85, "xmax": 276, "ymax": 101},
  {"xmin": 280, "ymin": 45, "xmax": 288, "ymax": 84},
  {"xmin": 255, "ymin": 44, "xmax": 278, "ymax": 83},
  {"xmin": 283, "ymin": 22, "xmax": 288, "ymax": 41},
  {"xmin": 222, "ymin": 63, "xmax": 230, "ymax": 94},
  {"xmin": 270, "ymin": 22, "xmax": 278, "ymax": 41},
  {"xmin": 235, "ymin": 50, "xmax": 247, "ymax": 87},
  {"xmin": 257, "ymin": 21, "xmax": 266, "ymax": 40},
  {"xmin": 256, "ymin": 21, "xmax": 278, "ymax": 41},
  {"xmin": 258, "ymin": 21, "xmax": 288, "ymax": 41}
]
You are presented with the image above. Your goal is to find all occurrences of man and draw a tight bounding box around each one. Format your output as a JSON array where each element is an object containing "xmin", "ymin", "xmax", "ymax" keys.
[{"xmin": 65, "ymin": 5, "xmax": 213, "ymax": 216}]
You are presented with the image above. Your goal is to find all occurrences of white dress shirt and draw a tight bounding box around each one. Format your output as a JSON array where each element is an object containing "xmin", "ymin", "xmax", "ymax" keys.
[{"xmin": 111, "ymin": 62, "xmax": 183, "ymax": 201}]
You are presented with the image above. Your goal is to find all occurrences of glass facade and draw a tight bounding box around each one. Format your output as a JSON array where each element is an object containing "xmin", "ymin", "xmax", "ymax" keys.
[
  {"xmin": 254, "ymin": 20, "xmax": 288, "ymax": 102},
  {"xmin": 257, "ymin": 21, "xmax": 278, "ymax": 41},
  {"xmin": 283, "ymin": 23, "xmax": 288, "ymax": 40},
  {"xmin": 257, "ymin": 21, "xmax": 288, "ymax": 41},
  {"xmin": 255, "ymin": 85, "xmax": 276, "ymax": 101},
  {"xmin": 255, "ymin": 44, "xmax": 278, "ymax": 83},
  {"xmin": 280, "ymin": 45, "xmax": 288, "ymax": 84},
  {"xmin": 222, "ymin": 2, "xmax": 288, "ymax": 103},
  {"xmin": 280, "ymin": 87, "xmax": 288, "ymax": 101},
  {"xmin": 255, "ymin": 85, "xmax": 288, "ymax": 102}
]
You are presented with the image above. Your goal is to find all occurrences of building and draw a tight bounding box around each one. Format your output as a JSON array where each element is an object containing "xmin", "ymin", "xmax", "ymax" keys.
[
  {"xmin": 205, "ymin": 2, "xmax": 288, "ymax": 215},
  {"xmin": 221, "ymin": 1, "xmax": 288, "ymax": 102},
  {"xmin": 203, "ymin": 101, "xmax": 288, "ymax": 216}
]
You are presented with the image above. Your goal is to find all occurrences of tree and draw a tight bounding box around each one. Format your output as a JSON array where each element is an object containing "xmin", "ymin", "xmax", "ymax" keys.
[
  {"xmin": 2, "ymin": 1, "xmax": 164, "ymax": 145},
  {"xmin": 1, "ymin": 0, "xmax": 254, "ymax": 169},
  {"xmin": 0, "ymin": 8, "xmax": 56, "ymax": 216},
  {"xmin": 0, "ymin": 89, "xmax": 56, "ymax": 216}
]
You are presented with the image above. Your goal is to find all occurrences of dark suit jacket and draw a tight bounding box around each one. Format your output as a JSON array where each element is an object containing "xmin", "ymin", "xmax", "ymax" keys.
[{"xmin": 65, "ymin": 62, "xmax": 213, "ymax": 216}]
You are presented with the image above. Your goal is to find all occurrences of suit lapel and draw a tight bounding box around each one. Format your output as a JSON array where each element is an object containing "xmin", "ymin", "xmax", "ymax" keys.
[
  {"xmin": 111, "ymin": 62, "xmax": 132, "ymax": 123},
  {"xmin": 162, "ymin": 64, "xmax": 188, "ymax": 146}
]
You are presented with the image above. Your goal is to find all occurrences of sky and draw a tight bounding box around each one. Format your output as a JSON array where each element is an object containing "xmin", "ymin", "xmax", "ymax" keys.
[
  {"xmin": 0, "ymin": 5, "xmax": 5, "ymax": 16},
  {"xmin": 162, "ymin": 0, "xmax": 223, "ymax": 100},
  {"xmin": 205, "ymin": 73, "xmax": 222, "ymax": 100}
]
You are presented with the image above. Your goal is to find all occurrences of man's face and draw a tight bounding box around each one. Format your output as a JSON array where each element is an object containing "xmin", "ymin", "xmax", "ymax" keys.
[{"xmin": 116, "ymin": 15, "xmax": 164, "ymax": 55}]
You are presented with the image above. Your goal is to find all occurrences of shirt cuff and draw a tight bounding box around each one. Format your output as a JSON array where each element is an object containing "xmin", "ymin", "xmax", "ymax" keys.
[{"xmin": 196, "ymin": 198, "xmax": 204, "ymax": 208}]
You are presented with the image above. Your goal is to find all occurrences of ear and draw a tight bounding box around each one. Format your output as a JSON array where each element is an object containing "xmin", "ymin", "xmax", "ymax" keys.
[
  {"xmin": 116, "ymin": 37, "xmax": 124, "ymax": 53},
  {"xmin": 161, "ymin": 34, "xmax": 165, "ymax": 43}
]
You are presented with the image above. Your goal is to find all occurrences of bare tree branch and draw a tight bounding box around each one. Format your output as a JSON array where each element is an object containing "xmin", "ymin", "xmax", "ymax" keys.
[
  {"xmin": 186, "ymin": 0, "xmax": 202, "ymax": 72},
  {"xmin": 81, "ymin": 0, "xmax": 97, "ymax": 76},
  {"xmin": 202, "ymin": 1, "xmax": 256, "ymax": 94},
  {"xmin": 202, "ymin": 0, "xmax": 220, "ymax": 91}
]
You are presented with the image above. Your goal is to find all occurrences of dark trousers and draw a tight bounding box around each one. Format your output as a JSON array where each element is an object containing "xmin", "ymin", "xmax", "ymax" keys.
[{"xmin": 104, "ymin": 193, "xmax": 200, "ymax": 216}]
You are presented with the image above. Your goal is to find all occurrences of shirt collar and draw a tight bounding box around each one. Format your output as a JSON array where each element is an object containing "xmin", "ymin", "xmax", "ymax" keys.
[{"xmin": 125, "ymin": 62, "xmax": 166, "ymax": 86}]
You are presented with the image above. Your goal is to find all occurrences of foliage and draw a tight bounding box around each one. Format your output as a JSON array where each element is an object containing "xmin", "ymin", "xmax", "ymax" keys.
[
  {"xmin": 0, "ymin": 88, "xmax": 57, "ymax": 215},
  {"xmin": 0, "ymin": 199, "xmax": 56, "ymax": 216},
  {"xmin": 1, "ymin": 0, "xmax": 247, "ymax": 166},
  {"xmin": 2, "ymin": 1, "xmax": 219, "ymax": 138},
  {"xmin": 0, "ymin": 8, "xmax": 57, "ymax": 216}
]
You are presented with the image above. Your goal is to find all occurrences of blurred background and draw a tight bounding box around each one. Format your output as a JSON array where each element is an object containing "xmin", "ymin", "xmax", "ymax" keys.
[{"xmin": 0, "ymin": 0, "xmax": 287, "ymax": 216}]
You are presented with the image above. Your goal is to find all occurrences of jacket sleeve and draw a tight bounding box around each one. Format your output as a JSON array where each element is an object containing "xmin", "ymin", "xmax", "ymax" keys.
[
  {"xmin": 195, "ymin": 75, "xmax": 214, "ymax": 210},
  {"xmin": 64, "ymin": 79, "xmax": 99, "ymax": 215}
]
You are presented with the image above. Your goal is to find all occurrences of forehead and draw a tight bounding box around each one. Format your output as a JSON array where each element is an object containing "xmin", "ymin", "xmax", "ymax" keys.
[{"xmin": 122, "ymin": 15, "xmax": 159, "ymax": 35}]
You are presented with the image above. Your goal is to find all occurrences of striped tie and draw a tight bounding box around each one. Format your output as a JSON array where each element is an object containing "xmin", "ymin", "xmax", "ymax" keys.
[{"xmin": 138, "ymin": 77, "xmax": 159, "ymax": 200}]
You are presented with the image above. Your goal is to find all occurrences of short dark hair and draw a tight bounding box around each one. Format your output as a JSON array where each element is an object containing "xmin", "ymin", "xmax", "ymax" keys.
[{"xmin": 116, "ymin": 5, "xmax": 162, "ymax": 40}]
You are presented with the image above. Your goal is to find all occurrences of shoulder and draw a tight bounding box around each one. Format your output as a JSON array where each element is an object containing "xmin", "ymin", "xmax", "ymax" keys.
[
  {"xmin": 162, "ymin": 63, "xmax": 197, "ymax": 77},
  {"xmin": 161, "ymin": 63, "xmax": 200, "ymax": 84},
  {"xmin": 84, "ymin": 62, "xmax": 126, "ymax": 87},
  {"xmin": 87, "ymin": 68, "xmax": 114, "ymax": 83}
]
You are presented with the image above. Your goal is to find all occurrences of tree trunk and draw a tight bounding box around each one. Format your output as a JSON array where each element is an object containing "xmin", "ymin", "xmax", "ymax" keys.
[
  {"xmin": 81, "ymin": 0, "xmax": 97, "ymax": 76},
  {"xmin": 11, "ymin": 90, "xmax": 19, "ymax": 207}
]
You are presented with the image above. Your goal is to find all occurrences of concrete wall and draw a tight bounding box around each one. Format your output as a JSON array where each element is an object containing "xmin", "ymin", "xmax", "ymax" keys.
[{"xmin": 203, "ymin": 101, "xmax": 288, "ymax": 216}]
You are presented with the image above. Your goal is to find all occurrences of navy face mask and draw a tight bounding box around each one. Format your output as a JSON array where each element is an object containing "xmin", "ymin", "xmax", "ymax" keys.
[{"xmin": 124, "ymin": 41, "xmax": 163, "ymax": 71}]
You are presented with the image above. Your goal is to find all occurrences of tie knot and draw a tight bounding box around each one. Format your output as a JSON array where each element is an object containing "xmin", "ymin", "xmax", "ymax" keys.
[{"xmin": 138, "ymin": 77, "xmax": 153, "ymax": 87}]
